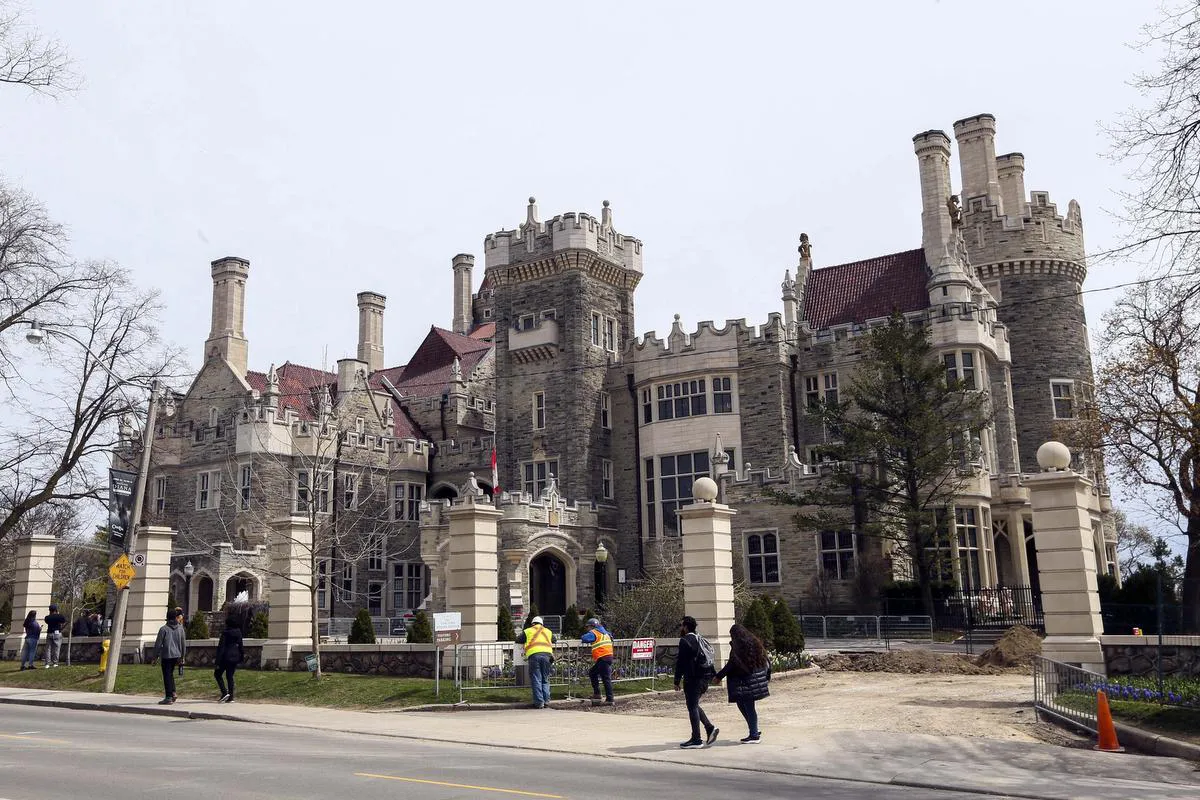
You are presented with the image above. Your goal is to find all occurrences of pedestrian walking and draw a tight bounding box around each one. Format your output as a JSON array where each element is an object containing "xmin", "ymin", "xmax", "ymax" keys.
[
  {"xmin": 713, "ymin": 623, "xmax": 771, "ymax": 743},
  {"xmin": 42, "ymin": 604, "xmax": 67, "ymax": 668},
  {"xmin": 580, "ymin": 617, "xmax": 614, "ymax": 705},
  {"xmin": 153, "ymin": 609, "xmax": 187, "ymax": 704},
  {"xmin": 214, "ymin": 616, "xmax": 244, "ymax": 703},
  {"xmin": 515, "ymin": 615, "xmax": 555, "ymax": 708},
  {"xmin": 72, "ymin": 609, "xmax": 91, "ymax": 637},
  {"xmin": 673, "ymin": 615, "xmax": 718, "ymax": 748},
  {"xmin": 87, "ymin": 613, "xmax": 102, "ymax": 636},
  {"xmin": 19, "ymin": 611, "xmax": 40, "ymax": 670}
]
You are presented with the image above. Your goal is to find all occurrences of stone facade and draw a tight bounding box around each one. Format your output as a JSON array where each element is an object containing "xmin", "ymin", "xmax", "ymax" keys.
[{"xmin": 139, "ymin": 112, "xmax": 1114, "ymax": 633}]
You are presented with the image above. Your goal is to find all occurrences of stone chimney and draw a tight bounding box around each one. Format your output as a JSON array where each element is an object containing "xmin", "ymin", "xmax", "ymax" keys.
[
  {"xmin": 356, "ymin": 291, "xmax": 386, "ymax": 373},
  {"xmin": 337, "ymin": 358, "xmax": 368, "ymax": 398},
  {"xmin": 451, "ymin": 254, "xmax": 474, "ymax": 335},
  {"xmin": 997, "ymin": 152, "xmax": 1027, "ymax": 220},
  {"xmin": 953, "ymin": 113, "xmax": 1002, "ymax": 212},
  {"xmin": 205, "ymin": 256, "xmax": 250, "ymax": 377},
  {"xmin": 913, "ymin": 130, "xmax": 955, "ymax": 269}
]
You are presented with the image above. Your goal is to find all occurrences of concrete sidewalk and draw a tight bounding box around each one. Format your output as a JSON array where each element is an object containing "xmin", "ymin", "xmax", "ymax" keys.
[{"xmin": 1, "ymin": 686, "xmax": 1197, "ymax": 800}]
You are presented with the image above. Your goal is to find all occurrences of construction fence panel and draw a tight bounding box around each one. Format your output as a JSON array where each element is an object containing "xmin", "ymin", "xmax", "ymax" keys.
[
  {"xmin": 880, "ymin": 615, "xmax": 934, "ymax": 642},
  {"xmin": 1033, "ymin": 656, "xmax": 1101, "ymax": 734},
  {"xmin": 453, "ymin": 639, "xmax": 663, "ymax": 702}
]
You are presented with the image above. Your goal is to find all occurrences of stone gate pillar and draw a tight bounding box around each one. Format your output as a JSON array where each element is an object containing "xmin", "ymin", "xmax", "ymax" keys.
[
  {"xmin": 1027, "ymin": 442, "xmax": 1105, "ymax": 673},
  {"xmin": 125, "ymin": 526, "xmax": 176, "ymax": 653},
  {"xmin": 678, "ymin": 477, "xmax": 737, "ymax": 663},
  {"xmin": 4, "ymin": 535, "xmax": 57, "ymax": 659},
  {"xmin": 263, "ymin": 516, "xmax": 313, "ymax": 669},
  {"xmin": 447, "ymin": 493, "xmax": 502, "ymax": 644}
]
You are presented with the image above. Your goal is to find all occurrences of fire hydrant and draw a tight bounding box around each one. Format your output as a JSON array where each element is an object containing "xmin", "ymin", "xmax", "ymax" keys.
[{"xmin": 99, "ymin": 638, "xmax": 110, "ymax": 674}]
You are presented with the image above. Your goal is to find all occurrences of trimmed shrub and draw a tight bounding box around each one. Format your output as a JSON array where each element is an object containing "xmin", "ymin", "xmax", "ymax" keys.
[
  {"xmin": 741, "ymin": 596, "xmax": 774, "ymax": 650},
  {"xmin": 248, "ymin": 612, "xmax": 269, "ymax": 639},
  {"xmin": 408, "ymin": 610, "xmax": 433, "ymax": 643},
  {"xmin": 561, "ymin": 605, "xmax": 584, "ymax": 638},
  {"xmin": 349, "ymin": 608, "xmax": 376, "ymax": 644},
  {"xmin": 769, "ymin": 597, "xmax": 805, "ymax": 653},
  {"xmin": 497, "ymin": 604, "xmax": 515, "ymax": 641},
  {"xmin": 185, "ymin": 611, "xmax": 209, "ymax": 639}
]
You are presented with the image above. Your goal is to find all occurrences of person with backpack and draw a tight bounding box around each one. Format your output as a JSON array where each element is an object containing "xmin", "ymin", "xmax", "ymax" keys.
[
  {"xmin": 713, "ymin": 623, "xmax": 771, "ymax": 743},
  {"xmin": 673, "ymin": 615, "xmax": 718, "ymax": 748}
]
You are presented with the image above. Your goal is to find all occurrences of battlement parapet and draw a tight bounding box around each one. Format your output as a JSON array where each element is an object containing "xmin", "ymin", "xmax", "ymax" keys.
[
  {"xmin": 484, "ymin": 200, "xmax": 643, "ymax": 274},
  {"xmin": 625, "ymin": 313, "xmax": 786, "ymax": 363},
  {"xmin": 964, "ymin": 189, "xmax": 1086, "ymax": 269}
]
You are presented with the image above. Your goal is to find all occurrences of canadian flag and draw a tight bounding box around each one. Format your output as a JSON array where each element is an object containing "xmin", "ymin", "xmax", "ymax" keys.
[{"xmin": 491, "ymin": 448, "xmax": 501, "ymax": 495}]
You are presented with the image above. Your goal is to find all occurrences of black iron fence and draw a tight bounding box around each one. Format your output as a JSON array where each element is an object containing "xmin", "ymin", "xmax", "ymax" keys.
[{"xmin": 882, "ymin": 586, "xmax": 1043, "ymax": 634}]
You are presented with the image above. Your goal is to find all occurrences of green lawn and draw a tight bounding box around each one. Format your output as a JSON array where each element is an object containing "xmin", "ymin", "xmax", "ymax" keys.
[
  {"xmin": 0, "ymin": 662, "xmax": 661, "ymax": 709},
  {"xmin": 1055, "ymin": 690, "xmax": 1200, "ymax": 746}
]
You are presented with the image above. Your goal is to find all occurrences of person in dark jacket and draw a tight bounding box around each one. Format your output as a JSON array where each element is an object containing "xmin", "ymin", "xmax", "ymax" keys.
[
  {"xmin": 153, "ymin": 609, "xmax": 187, "ymax": 704},
  {"xmin": 42, "ymin": 603, "xmax": 67, "ymax": 667},
  {"xmin": 713, "ymin": 623, "xmax": 771, "ymax": 743},
  {"xmin": 214, "ymin": 616, "xmax": 245, "ymax": 703},
  {"xmin": 72, "ymin": 609, "xmax": 91, "ymax": 637},
  {"xmin": 673, "ymin": 615, "xmax": 718, "ymax": 749},
  {"xmin": 87, "ymin": 613, "xmax": 102, "ymax": 636},
  {"xmin": 19, "ymin": 611, "xmax": 40, "ymax": 670}
]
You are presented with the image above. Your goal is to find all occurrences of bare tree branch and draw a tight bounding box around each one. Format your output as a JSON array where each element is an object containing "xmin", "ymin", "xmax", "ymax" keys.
[{"xmin": 0, "ymin": 3, "xmax": 79, "ymax": 96}]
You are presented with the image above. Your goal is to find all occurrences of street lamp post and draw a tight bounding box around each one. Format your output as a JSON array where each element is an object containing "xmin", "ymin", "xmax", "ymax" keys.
[
  {"xmin": 183, "ymin": 561, "xmax": 195, "ymax": 622},
  {"xmin": 24, "ymin": 320, "xmax": 173, "ymax": 693},
  {"xmin": 594, "ymin": 542, "xmax": 608, "ymax": 608}
]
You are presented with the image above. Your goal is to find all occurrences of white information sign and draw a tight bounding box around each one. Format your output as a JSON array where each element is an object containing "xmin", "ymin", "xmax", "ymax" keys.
[{"xmin": 433, "ymin": 611, "xmax": 462, "ymax": 632}]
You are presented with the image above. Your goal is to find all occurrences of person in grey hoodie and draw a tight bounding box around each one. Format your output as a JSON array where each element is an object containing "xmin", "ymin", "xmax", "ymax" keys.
[{"xmin": 153, "ymin": 609, "xmax": 187, "ymax": 704}]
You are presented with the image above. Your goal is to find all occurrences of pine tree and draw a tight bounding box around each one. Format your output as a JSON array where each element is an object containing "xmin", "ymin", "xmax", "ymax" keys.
[
  {"xmin": 769, "ymin": 597, "xmax": 805, "ymax": 653},
  {"xmin": 248, "ymin": 612, "xmax": 269, "ymax": 639},
  {"xmin": 185, "ymin": 611, "xmax": 209, "ymax": 639},
  {"xmin": 497, "ymin": 604, "xmax": 515, "ymax": 641},
  {"xmin": 741, "ymin": 596, "xmax": 774, "ymax": 650},
  {"xmin": 348, "ymin": 608, "xmax": 376, "ymax": 644},
  {"xmin": 561, "ymin": 605, "xmax": 584, "ymax": 638},
  {"xmin": 765, "ymin": 313, "xmax": 992, "ymax": 618},
  {"xmin": 408, "ymin": 610, "xmax": 433, "ymax": 643}
]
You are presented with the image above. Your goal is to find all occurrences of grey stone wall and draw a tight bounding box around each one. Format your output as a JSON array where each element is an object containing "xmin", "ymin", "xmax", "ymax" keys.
[
  {"xmin": 1104, "ymin": 642, "xmax": 1200, "ymax": 678},
  {"xmin": 290, "ymin": 644, "xmax": 436, "ymax": 677}
]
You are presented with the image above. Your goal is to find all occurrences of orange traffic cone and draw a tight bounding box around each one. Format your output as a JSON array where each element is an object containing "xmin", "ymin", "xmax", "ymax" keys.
[{"xmin": 1095, "ymin": 690, "xmax": 1125, "ymax": 753}]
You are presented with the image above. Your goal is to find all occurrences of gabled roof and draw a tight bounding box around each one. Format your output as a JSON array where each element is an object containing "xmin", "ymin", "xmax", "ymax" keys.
[
  {"xmin": 246, "ymin": 362, "xmax": 424, "ymax": 440},
  {"xmin": 803, "ymin": 248, "xmax": 930, "ymax": 330},
  {"xmin": 469, "ymin": 321, "xmax": 496, "ymax": 341},
  {"xmin": 371, "ymin": 326, "xmax": 492, "ymax": 401}
]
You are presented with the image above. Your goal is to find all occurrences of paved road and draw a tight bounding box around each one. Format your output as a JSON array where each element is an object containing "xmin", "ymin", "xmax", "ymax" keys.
[{"xmin": 0, "ymin": 706, "xmax": 1002, "ymax": 800}]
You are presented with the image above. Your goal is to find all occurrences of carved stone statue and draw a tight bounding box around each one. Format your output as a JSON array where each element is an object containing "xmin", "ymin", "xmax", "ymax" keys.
[
  {"xmin": 451, "ymin": 356, "xmax": 462, "ymax": 383},
  {"xmin": 119, "ymin": 414, "xmax": 135, "ymax": 441},
  {"xmin": 947, "ymin": 195, "xmax": 963, "ymax": 227},
  {"xmin": 799, "ymin": 233, "xmax": 812, "ymax": 260}
]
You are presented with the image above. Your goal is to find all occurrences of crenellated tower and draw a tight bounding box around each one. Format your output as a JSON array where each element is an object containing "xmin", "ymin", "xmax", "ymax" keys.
[
  {"xmin": 485, "ymin": 197, "xmax": 642, "ymax": 503},
  {"xmin": 950, "ymin": 114, "xmax": 1093, "ymax": 475}
]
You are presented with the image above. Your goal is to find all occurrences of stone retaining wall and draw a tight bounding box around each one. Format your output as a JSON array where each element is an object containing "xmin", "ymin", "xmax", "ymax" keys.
[
  {"xmin": 290, "ymin": 643, "xmax": 438, "ymax": 677},
  {"xmin": 1101, "ymin": 635, "xmax": 1200, "ymax": 677}
]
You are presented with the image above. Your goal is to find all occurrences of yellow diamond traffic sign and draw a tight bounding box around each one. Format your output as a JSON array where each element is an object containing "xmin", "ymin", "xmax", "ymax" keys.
[{"xmin": 109, "ymin": 553, "xmax": 136, "ymax": 590}]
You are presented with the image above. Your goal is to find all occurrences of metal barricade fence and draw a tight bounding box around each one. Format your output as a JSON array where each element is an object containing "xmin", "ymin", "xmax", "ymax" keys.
[
  {"xmin": 453, "ymin": 638, "xmax": 662, "ymax": 703},
  {"xmin": 801, "ymin": 615, "xmax": 933, "ymax": 644},
  {"xmin": 1033, "ymin": 656, "xmax": 1102, "ymax": 734},
  {"xmin": 880, "ymin": 615, "xmax": 934, "ymax": 643}
]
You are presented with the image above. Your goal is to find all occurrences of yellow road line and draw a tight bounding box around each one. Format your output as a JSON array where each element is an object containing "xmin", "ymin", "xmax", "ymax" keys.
[
  {"xmin": 0, "ymin": 733, "xmax": 70, "ymax": 745},
  {"xmin": 354, "ymin": 772, "xmax": 565, "ymax": 798}
]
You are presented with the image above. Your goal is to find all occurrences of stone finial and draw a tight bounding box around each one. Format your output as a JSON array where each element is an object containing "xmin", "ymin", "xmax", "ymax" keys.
[
  {"xmin": 712, "ymin": 432, "xmax": 731, "ymax": 476},
  {"xmin": 799, "ymin": 233, "xmax": 812, "ymax": 260},
  {"xmin": 463, "ymin": 471, "xmax": 484, "ymax": 498},
  {"xmin": 601, "ymin": 199, "xmax": 612, "ymax": 228},
  {"xmin": 693, "ymin": 476, "xmax": 719, "ymax": 503},
  {"xmin": 451, "ymin": 356, "xmax": 462, "ymax": 383},
  {"xmin": 781, "ymin": 269, "xmax": 797, "ymax": 296},
  {"xmin": 267, "ymin": 363, "xmax": 279, "ymax": 390},
  {"xmin": 1036, "ymin": 441, "xmax": 1072, "ymax": 472},
  {"xmin": 382, "ymin": 400, "xmax": 394, "ymax": 430},
  {"xmin": 526, "ymin": 196, "xmax": 538, "ymax": 226}
]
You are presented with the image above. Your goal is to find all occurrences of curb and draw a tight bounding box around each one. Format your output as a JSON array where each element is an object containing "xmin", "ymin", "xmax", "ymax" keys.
[
  {"xmin": 1115, "ymin": 721, "xmax": 1200, "ymax": 762},
  {"xmin": 0, "ymin": 694, "xmax": 253, "ymax": 725}
]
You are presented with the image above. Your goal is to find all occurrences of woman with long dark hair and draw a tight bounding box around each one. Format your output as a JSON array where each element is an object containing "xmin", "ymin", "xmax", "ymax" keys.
[
  {"xmin": 713, "ymin": 623, "xmax": 771, "ymax": 743},
  {"xmin": 20, "ymin": 610, "xmax": 41, "ymax": 670}
]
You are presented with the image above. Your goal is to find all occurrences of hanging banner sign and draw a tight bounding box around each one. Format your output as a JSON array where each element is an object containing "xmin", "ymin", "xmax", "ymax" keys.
[{"xmin": 108, "ymin": 469, "xmax": 137, "ymax": 550}]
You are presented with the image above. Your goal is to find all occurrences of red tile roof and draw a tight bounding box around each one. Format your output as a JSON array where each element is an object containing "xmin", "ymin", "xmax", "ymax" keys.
[
  {"xmin": 803, "ymin": 248, "xmax": 930, "ymax": 330},
  {"xmin": 469, "ymin": 322, "xmax": 496, "ymax": 341},
  {"xmin": 371, "ymin": 326, "xmax": 492, "ymax": 401},
  {"xmin": 247, "ymin": 362, "xmax": 424, "ymax": 440}
]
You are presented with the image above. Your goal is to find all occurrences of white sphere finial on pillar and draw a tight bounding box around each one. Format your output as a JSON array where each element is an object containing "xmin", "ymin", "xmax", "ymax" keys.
[
  {"xmin": 693, "ymin": 476, "xmax": 719, "ymax": 502},
  {"xmin": 1036, "ymin": 441, "xmax": 1071, "ymax": 472}
]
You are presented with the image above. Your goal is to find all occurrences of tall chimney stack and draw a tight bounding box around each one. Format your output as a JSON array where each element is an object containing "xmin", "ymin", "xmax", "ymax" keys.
[
  {"xmin": 997, "ymin": 152, "xmax": 1027, "ymax": 220},
  {"xmin": 913, "ymin": 130, "xmax": 955, "ymax": 269},
  {"xmin": 356, "ymin": 291, "xmax": 386, "ymax": 373},
  {"xmin": 451, "ymin": 254, "xmax": 474, "ymax": 335},
  {"xmin": 953, "ymin": 113, "xmax": 1003, "ymax": 212},
  {"xmin": 205, "ymin": 256, "xmax": 250, "ymax": 377}
]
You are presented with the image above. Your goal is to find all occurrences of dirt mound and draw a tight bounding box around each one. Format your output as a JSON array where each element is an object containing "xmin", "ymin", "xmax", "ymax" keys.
[
  {"xmin": 974, "ymin": 625, "xmax": 1042, "ymax": 668},
  {"xmin": 812, "ymin": 650, "xmax": 1002, "ymax": 675}
]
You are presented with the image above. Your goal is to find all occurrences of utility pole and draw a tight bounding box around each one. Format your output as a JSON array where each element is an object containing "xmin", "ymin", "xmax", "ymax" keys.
[{"xmin": 102, "ymin": 378, "xmax": 159, "ymax": 694}]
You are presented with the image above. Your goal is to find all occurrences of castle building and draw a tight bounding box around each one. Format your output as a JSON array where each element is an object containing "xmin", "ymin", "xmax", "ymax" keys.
[{"xmin": 130, "ymin": 113, "xmax": 1115, "ymax": 626}]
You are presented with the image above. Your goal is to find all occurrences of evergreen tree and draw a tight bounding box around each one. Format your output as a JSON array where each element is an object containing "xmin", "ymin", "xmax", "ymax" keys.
[
  {"xmin": 248, "ymin": 612, "xmax": 269, "ymax": 639},
  {"xmin": 766, "ymin": 313, "xmax": 992, "ymax": 617},
  {"xmin": 348, "ymin": 608, "xmax": 376, "ymax": 644},
  {"xmin": 408, "ymin": 610, "xmax": 433, "ymax": 643},
  {"xmin": 185, "ymin": 611, "xmax": 209, "ymax": 639},
  {"xmin": 769, "ymin": 597, "xmax": 805, "ymax": 653},
  {"xmin": 561, "ymin": 605, "xmax": 584, "ymax": 638},
  {"xmin": 0, "ymin": 599, "xmax": 10, "ymax": 633},
  {"xmin": 741, "ymin": 596, "xmax": 774, "ymax": 650},
  {"xmin": 497, "ymin": 604, "xmax": 515, "ymax": 641}
]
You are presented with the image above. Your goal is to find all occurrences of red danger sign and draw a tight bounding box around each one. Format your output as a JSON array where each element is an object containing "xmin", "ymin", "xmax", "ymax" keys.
[{"xmin": 631, "ymin": 638, "xmax": 655, "ymax": 660}]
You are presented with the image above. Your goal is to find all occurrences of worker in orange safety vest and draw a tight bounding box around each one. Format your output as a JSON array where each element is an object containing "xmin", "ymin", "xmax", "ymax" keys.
[{"xmin": 580, "ymin": 617, "xmax": 614, "ymax": 705}]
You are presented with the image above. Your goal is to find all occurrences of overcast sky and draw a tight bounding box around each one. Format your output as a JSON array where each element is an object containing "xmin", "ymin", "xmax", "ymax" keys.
[{"xmin": 2, "ymin": 2, "xmax": 1168, "ymax": 527}]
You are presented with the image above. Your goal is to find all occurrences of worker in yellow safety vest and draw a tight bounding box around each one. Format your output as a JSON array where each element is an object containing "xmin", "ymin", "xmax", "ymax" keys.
[
  {"xmin": 515, "ymin": 616, "xmax": 556, "ymax": 708},
  {"xmin": 580, "ymin": 617, "xmax": 615, "ymax": 705}
]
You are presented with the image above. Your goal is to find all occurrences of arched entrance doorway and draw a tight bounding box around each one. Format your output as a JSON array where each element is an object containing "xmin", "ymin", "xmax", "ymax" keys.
[
  {"xmin": 196, "ymin": 576, "xmax": 214, "ymax": 612},
  {"xmin": 225, "ymin": 572, "xmax": 256, "ymax": 605},
  {"xmin": 529, "ymin": 552, "xmax": 568, "ymax": 616}
]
